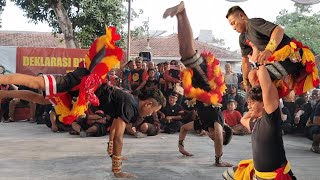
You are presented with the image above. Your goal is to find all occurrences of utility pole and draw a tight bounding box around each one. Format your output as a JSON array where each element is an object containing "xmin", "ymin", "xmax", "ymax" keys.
[{"xmin": 127, "ymin": 0, "xmax": 132, "ymax": 63}]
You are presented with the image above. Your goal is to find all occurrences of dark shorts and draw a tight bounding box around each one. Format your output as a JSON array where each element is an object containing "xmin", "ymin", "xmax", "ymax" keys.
[
  {"xmin": 43, "ymin": 68, "xmax": 89, "ymax": 97},
  {"xmin": 145, "ymin": 123, "xmax": 158, "ymax": 136},
  {"xmin": 76, "ymin": 117, "xmax": 107, "ymax": 137},
  {"xmin": 194, "ymin": 105, "xmax": 224, "ymax": 131},
  {"xmin": 56, "ymin": 119, "xmax": 72, "ymax": 132}
]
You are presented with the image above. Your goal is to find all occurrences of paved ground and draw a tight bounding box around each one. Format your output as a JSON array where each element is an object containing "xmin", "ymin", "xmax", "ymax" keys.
[{"xmin": 0, "ymin": 122, "xmax": 319, "ymax": 180}]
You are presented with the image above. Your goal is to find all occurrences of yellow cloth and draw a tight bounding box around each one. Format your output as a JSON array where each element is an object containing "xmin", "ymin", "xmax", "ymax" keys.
[
  {"xmin": 234, "ymin": 159, "xmax": 255, "ymax": 180},
  {"xmin": 234, "ymin": 159, "xmax": 291, "ymax": 180},
  {"xmin": 255, "ymin": 162, "xmax": 291, "ymax": 180}
]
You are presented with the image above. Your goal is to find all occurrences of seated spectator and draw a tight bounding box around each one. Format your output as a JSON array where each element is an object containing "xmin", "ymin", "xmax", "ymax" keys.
[
  {"xmin": 279, "ymin": 99, "xmax": 294, "ymax": 134},
  {"xmin": 221, "ymin": 84, "xmax": 246, "ymax": 115},
  {"xmin": 126, "ymin": 111, "xmax": 160, "ymax": 138},
  {"xmin": 159, "ymin": 92, "xmax": 184, "ymax": 134},
  {"xmin": 292, "ymin": 97, "xmax": 308, "ymax": 133},
  {"xmin": 305, "ymin": 89, "xmax": 320, "ymax": 153},
  {"xmin": 222, "ymin": 99, "xmax": 249, "ymax": 135},
  {"xmin": 70, "ymin": 109, "xmax": 111, "ymax": 138},
  {"xmin": 145, "ymin": 68, "xmax": 159, "ymax": 91}
]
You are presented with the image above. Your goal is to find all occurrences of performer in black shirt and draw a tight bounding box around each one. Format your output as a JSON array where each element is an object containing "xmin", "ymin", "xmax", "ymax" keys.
[
  {"xmin": 222, "ymin": 66, "xmax": 296, "ymax": 180},
  {"xmin": 226, "ymin": 6, "xmax": 319, "ymax": 97}
]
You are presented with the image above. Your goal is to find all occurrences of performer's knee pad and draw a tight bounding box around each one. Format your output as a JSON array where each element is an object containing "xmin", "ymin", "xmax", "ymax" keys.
[
  {"xmin": 223, "ymin": 124, "xmax": 233, "ymax": 145},
  {"xmin": 181, "ymin": 53, "xmax": 211, "ymax": 91},
  {"xmin": 222, "ymin": 167, "xmax": 235, "ymax": 180}
]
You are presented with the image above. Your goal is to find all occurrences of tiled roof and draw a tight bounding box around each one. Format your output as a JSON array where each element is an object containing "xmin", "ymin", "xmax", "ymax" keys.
[
  {"xmin": 0, "ymin": 31, "xmax": 241, "ymax": 60},
  {"xmin": 0, "ymin": 31, "xmax": 65, "ymax": 48},
  {"xmin": 130, "ymin": 34, "xmax": 241, "ymax": 60}
]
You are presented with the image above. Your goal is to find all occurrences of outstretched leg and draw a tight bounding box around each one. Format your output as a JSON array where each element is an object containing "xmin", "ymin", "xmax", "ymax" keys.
[
  {"xmin": 0, "ymin": 74, "xmax": 45, "ymax": 90},
  {"xmin": 0, "ymin": 90, "xmax": 50, "ymax": 105},
  {"xmin": 178, "ymin": 121, "xmax": 195, "ymax": 156},
  {"xmin": 163, "ymin": 1, "xmax": 210, "ymax": 91},
  {"xmin": 163, "ymin": 1, "xmax": 195, "ymax": 59}
]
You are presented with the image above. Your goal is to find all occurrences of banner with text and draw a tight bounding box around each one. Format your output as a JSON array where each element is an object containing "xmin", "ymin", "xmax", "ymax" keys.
[{"xmin": 16, "ymin": 47, "xmax": 88, "ymax": 75}]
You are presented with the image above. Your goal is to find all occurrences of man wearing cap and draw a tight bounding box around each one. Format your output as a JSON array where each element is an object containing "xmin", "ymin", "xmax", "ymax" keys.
[{"xmin": 158, "ymin": 92, "xmax": 184, "ymax": 134}]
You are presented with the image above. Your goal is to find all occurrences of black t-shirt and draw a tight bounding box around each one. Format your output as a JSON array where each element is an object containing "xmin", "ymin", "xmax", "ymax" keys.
[
  {"xmin": 130, "ymin": 69, "xmax": 145, "ymax": 91},
  {"xmin": 145, "ymin": 79, "xmax": 159, "ymax": 90},
  {"xmin": 161, "ymin": 104, "xmax": 183, "ymax": 117},
  {"xmin": 251, "ymin": 107, "xmax": 287, "ymax": 172},
  {"xmin": 239, "ymin": 18, "xmax": 292, "ymax": 57},
  {"xmin": 95, "ymin": 84, "xmax": 138, "ymax": 124}
]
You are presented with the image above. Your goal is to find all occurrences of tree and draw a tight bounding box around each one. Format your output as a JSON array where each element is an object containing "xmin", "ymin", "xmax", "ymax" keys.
[
  {"xmin": 11, "ymin": 0, "xmax": 142, "ymax": 48},
  {"xmin": 0, "ymin": 0, "xmax": 5, "ymax": 28},
  {"xmin": 212, "ymin": 36, "xmax": 226, "ymax": 47},
  {"xmin": 275, "ymin": 3, "xmax": 320, "ymax": 54}
]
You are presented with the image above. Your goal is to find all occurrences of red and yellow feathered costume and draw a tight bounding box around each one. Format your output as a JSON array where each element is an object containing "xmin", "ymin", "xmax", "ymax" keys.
[
  {"xmin": 52, "ymin": 26, "xmax": 122, "ymax": 125},
  {"xmin": 181, "ymin": 51, "xmax": 226, "ymax": 105},
  {"xmin": 268, "ymin": 39, "xmax": 319, "ymax": 97}
]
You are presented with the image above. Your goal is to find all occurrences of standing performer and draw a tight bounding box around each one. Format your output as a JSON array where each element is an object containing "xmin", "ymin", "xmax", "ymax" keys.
[
  {"xmin": 226, "ymin": 6, "xmax": 318, "ymax": 97},
  {"xmin": 0, "ymin": 27, "xmax": 122, "ymax": 125},
  {"xmin": 163, "ymin": 1, "xmax": 233, "ymax": 167},
  {"xmin": 222, "ymin": 65, "xmax": 297, "ymax": 180}
]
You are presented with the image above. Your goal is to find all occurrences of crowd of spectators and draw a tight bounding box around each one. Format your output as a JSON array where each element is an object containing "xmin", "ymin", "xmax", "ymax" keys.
[{"xmin": 0, "ymin": 58, "xmax": 319, "ymax": 153}]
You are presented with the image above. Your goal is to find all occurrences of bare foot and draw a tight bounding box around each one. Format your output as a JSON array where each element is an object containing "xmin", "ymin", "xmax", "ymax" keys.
[
  {"xmin": 178, "ymin": 145, "xmax": 193, "ymax": 156},
  {"xmin": 215, "ymin": 161, "xmax": 233, "ymax": 167},
  {"xmin": 163, "ymin": 1, "xmax": 185, "ymax": 19},
  {"xmin": 50, "ymin": 118, "xmax": 58, "ymax": 132},
  {"xmin": 114, "ymin": 172, "xmax": 137, "ymax": 178}
]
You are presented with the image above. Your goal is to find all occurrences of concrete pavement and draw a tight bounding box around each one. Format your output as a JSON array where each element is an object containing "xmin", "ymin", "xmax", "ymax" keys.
[{"xmin": 0, "ymin": 122, "xmax": 319, "ymax": 180}]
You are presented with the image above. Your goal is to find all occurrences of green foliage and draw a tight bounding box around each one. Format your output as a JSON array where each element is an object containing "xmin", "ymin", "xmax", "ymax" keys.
[
  {"xmin": 275, "ymin": 3, "xmax": 320, "ymax": 54},
  {"xmin": 0, "ymin": 0, "xmax": 6, "ymax": 28},
  {"xmin": 11, "ymin": 0, "xmax": 143, "ymax": 48}
]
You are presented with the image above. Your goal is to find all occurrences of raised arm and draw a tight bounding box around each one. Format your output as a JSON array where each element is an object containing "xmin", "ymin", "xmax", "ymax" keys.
[{"xmin": 256, "ymin": 65, "xmax": 279, "ymax": 114}]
